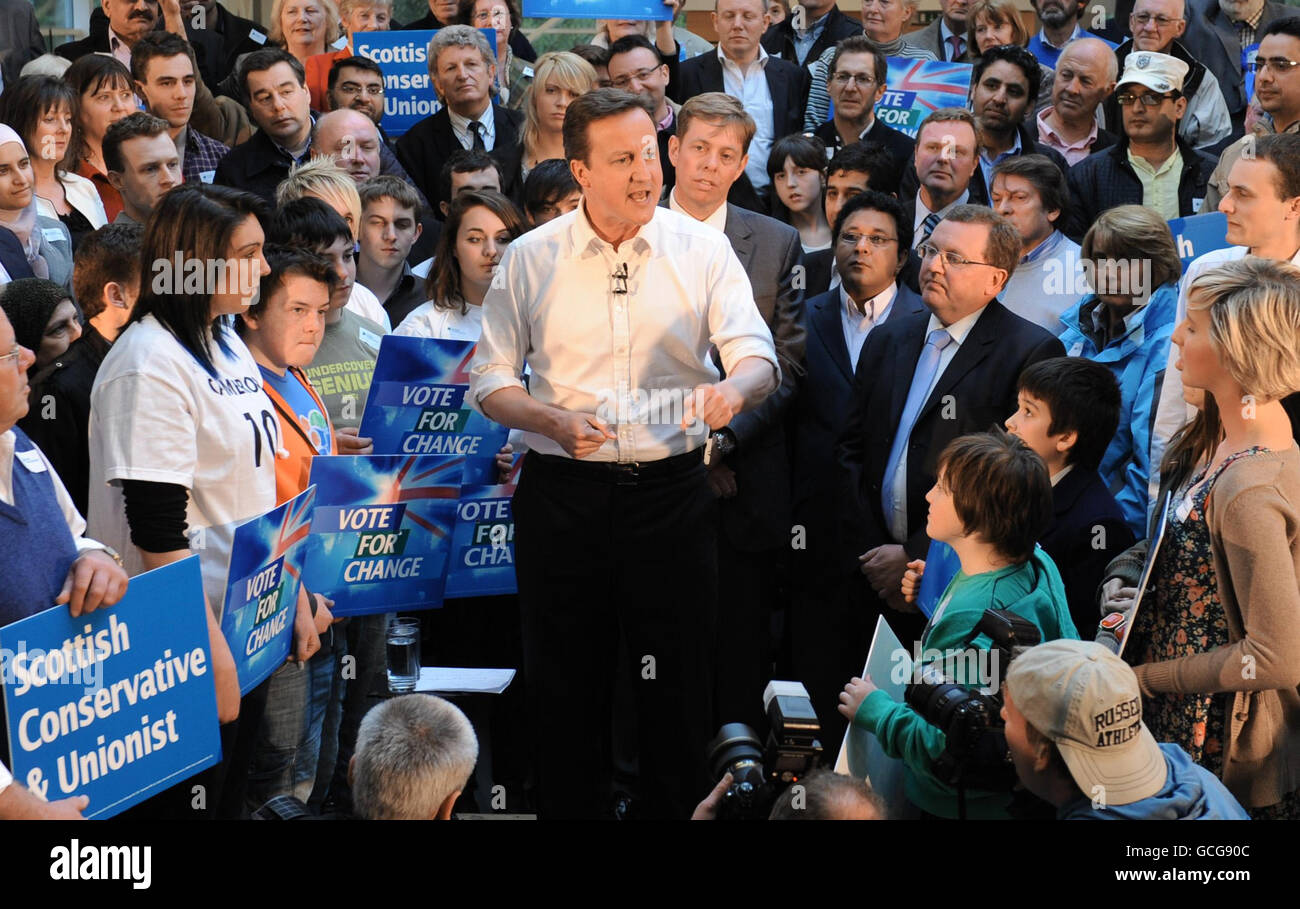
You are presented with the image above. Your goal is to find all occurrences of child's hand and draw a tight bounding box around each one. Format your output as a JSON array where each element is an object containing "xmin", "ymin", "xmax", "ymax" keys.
[
  {"xmin": 901, "ymin": 559, "xmax": 926, "ymax": 604},
  {"xmin": 838, "ymin": 675, "xmax": 878, "ymax": 720}
]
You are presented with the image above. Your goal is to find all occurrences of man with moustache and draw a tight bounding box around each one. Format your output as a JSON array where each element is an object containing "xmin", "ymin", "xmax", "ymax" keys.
[
  {"xmin": 59, "ymin": 0, "xmax": 226, "ymax": 91},
  {"xmin": 1105, "ymin": 0, "xmax": 1232, "ymax": 150},
  {"xmin": 969, "ymin": 45, "xmax": 1070, "ymax": 193}
]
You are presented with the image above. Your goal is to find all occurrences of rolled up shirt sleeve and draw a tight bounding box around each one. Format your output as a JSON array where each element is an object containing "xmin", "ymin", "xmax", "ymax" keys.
[{"xmin": 705, "ymin": 240, "xmax": 779, "ymax": 383}]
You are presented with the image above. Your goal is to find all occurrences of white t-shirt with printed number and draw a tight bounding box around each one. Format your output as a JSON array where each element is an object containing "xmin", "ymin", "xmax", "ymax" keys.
[{"xmin": 87, "ymin": 315, "xmax": 279, "ymax": 614}]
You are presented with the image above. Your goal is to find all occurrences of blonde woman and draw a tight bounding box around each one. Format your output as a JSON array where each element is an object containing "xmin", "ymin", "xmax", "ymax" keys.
[
  {"xmin": 269, "ymin": 0, "xmax": 343, "ymax": 67},
  {"xmin": 277, "ymin": 156, "xmax": 391, "ymax": 331},
  {"xmin": 1130, "ymin": 257, "xmax": 1300, "ymax": 819},
  {"xmin": 517, "ymin": 52, "xmax": 596, "ymax": 181}
]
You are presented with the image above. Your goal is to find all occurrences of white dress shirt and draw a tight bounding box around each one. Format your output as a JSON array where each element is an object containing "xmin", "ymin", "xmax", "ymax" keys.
[
  {"xmin": 448, "ymin": 105, "xmax": 496, "ymax": 152},
  {"xmin": 469, "ymin": 203, "xmax": 779, "ymax": 462},
  {"xmin": 840, "ymin": 282, "xmax": 896, "ymax": 372},
  {"xmin": 888, "ymin": 304, "xmax": 987, "ymax": 542},
  {"xmin": 718, "ymin": 45, "xmax": 774, "ymax": 194},
  {"xmin": 1, "ymin": 429, "xmax": 104, "ymax": 556},
  {"xmin": 668, "ymin": 188, "xmax": 728, "ymax": 232},
  {"xmin": 913, "ymin": 190, "xmax": 969, "ymax": 248}
]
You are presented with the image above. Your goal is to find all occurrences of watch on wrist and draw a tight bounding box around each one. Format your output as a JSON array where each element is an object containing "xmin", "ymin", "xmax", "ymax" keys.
[{"xmin": 709, "ymin": 429, "xmax": 737, "ymax": 460}]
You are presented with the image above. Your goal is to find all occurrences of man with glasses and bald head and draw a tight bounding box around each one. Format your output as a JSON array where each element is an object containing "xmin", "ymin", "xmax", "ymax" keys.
[{"xmin": 835, "ymin": 205, "xmax": 1064, "ymax": 644}]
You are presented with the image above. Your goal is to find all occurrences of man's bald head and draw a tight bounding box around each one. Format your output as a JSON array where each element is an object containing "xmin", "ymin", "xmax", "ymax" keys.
[
  {"xmin": 1052, "ymin": 38, "xmax": 1118, "ymax": 128},
  {"xmin": 312, "ymin": 109, "xmax": 383, "ymax": 184},
  {"xmin": 1059, "ymin": 37, "xmax": 1118, "ymax": 83}
]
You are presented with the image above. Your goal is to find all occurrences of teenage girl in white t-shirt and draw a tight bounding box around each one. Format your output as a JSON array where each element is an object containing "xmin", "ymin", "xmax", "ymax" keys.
[{"xmin": 88, "ymin": 185, "xmax": 301, "ymax": 815}]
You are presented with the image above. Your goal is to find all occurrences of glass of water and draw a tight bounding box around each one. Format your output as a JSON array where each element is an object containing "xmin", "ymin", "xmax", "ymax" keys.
[{"xmin": 386, "ymin": 619, "xmax": 421, "ymax": 693}]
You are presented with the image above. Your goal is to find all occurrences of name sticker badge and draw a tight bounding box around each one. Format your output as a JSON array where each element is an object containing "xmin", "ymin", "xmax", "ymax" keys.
[
  {"xmin": 200, "ymin": 169, "xmax": 216, "ymax": 184},
  {"xmin": 249, "ymin": 29, "xmax": 267, "ymax": 45},
  {"xmin": 42, "ymin": 227, "xmax": 64, "ymax": 243},
  {"xmin": 522, "ymin": 65, "xmax": 534, "ymax": 78},
  {"xmin": 16, "ymin": 449, "xmax": 46, "ymax": 473},
  {"xmin": 358, "ymin": 326, "xmax": 382, "ymax": 351},
  {"xmin": 1067, "ymin": 341, "xmax": 1084, "ymax": 357}
]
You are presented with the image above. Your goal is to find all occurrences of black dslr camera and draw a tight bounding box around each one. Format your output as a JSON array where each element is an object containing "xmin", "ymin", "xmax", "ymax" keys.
[
  {"xmin": 904, "ymin": 608, "xmax": 1040, "ymax": 794},
  {"xmin": 706, "ymin": 681, "xmax": 824, "ymax": 820}
]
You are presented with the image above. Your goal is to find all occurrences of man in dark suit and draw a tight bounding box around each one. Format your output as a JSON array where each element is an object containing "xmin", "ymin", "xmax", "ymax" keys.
[
  {"xmin": 811, "ymin": 37, "xmax": 915, "ymax": 182},
  {"xmin": 1181, "ymin": 0, "xmax": 1290, "ymax": 134},
  {"xmin": 836, "ymin": 206, "xmax": 1065, "ymax": 644},
  {"xmin": 58, "ymin": 1, "xmax": 226, "ymax": 94},
  {"xmin": 180, "ymin": 0, "xmax": 267, "ymax": 81},
  {"xmin": 665, "ymin": 93, "xmax": 805, "ymax": 732},
  {"xmin": 761, "ymin": 0, "xmax": 860, "ymax": 66},
  {"xmin": 902, "ymin": 0, "xmax": 972, "ymax": 61},
  {"xmin": 672, "ymin": 0, "xmax": 807, "ymax": 209},
  {"xmin": 395, "ymin": 25, "xmax": 523, "ymax": 215},
  {"xmin": 788, "ymin": 189, "xmax": 924, "ymax": 746},
  {"xmin": 213, "ymin": 48, "xmax": 314, "ymax": 203},
  {"xmin": 0, "ymin": 0, "xmax": 45, "ymax": 88}
]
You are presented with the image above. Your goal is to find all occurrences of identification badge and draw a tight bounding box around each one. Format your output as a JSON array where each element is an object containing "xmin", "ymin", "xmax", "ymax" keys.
[
  {"xmin": 331, "ymin": 35, "xmax": 349, "ymax": 50},
  {"xmin": 1192, "ymin": 197, "xmax": 1204, "ymax": 214},
  {"xmin": 16, "ymin": 449, "xmax": 46, "ymax": 473},
  {"xmin": 522, "ymin": 65, "xmax": 534, "ymax": 78},
  {"xmin": 42, "ymin": 227, "xmax": 64, "ymax": 243},
  {"xmin": 200, "ymin": 169, "xmax": 216, "ymax": 184},
  {"xmin": 1067, "ymin": 341, "xmax": 1084, "ymax": 357},
  {"xmin": 249, "ymin": 28, "xmax": 267, "ymax": 45},
  {"xmin": 358, "ymin": 326, "xmax": 382, "ymax": 351}
]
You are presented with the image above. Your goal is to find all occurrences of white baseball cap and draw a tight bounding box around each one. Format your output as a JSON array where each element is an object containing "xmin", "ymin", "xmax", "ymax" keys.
[
  {"xmin": 1117, "ymin": 51, "xmax": 1188, "ymax": 95},
  {"xmin": 1006, "ymin": 639, "xmax": 1167, "ymax": 806}
]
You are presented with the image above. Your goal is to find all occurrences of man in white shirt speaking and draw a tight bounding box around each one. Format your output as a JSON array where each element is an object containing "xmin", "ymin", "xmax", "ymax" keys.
[{"xmin": 469, "ymin": 89, "xmax": 779, "ymax": 819}]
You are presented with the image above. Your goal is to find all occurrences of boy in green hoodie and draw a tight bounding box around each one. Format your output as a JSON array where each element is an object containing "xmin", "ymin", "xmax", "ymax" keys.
[{"xmin": 839, "ymin": 430, "xmax": 1079, "ymax": 819}]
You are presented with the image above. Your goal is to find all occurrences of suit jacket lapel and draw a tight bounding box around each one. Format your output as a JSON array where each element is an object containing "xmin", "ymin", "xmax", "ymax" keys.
[
  {"xmin": 764, "ymin": 64, "xmax": 787, "ymax": 136},
  {"xmin": 811, "ymin": 291, "xmax": 854, "ymax": 383},
  {"xmin": 703, "ymin": 52, "xmax": 725, "ymax": 93},
  {"xmin": 723, "ymin": 205, "xmax": 755, "ymax": 269},
  {"xmin": 889, "ymin": 313, "xmax": 930, "ymax": 426}
]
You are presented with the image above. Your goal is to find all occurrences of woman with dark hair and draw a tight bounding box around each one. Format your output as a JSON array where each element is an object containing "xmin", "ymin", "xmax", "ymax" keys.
[
  {"xmin": 0, "ymin": 75, "xmax": 107, "ymax": 247},
  {"xmin": 87, "ymin": 184, "xmax": 277, "ymax": 816},
  {"xmin": 62, "ymin": 55, "xmax": 136, "ymax": 223},
  {"xmin": 766, "ymin": 133, "xmax": 831, "ymax": 253},
  {"xmin": 395, "ymin": 190, "xmax": 525, "ymax": 340}
]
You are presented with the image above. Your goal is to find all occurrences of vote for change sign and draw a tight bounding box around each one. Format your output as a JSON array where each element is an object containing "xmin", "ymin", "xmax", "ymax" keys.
[
  {"xmin": 876, "ymin": 59, "xmax": 974, "ymax": 138},
  {"xmin": 220, "ymin": 486, "xmax": 316, "ymax": 695},
  {"xmin": 359, "ymin": 335, "xmax": 508, "ymax": 484},
  {"xmin": 444, "ymin": 482, "xmax": 518, "ymax": 598},
  {"xmin": 303, "ymin": 454, "xmax": 462, "ymax": 616},
  {"xmin": 0, "ymin": 557, "xmax": 221, "ymax": 819}
]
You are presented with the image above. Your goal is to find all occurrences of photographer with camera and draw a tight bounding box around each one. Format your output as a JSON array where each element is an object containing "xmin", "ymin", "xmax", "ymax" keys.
[
  {"xmin": 692, "ymin": 768, "xmax": 886, "ymax": 820},
  {"xmin": 839, "ymin": 431, "xmax": 1078, "ymax": 819},
  {"xmin": 1002, "ymin": 639, "xmax": 1247, "ymax": 819}
]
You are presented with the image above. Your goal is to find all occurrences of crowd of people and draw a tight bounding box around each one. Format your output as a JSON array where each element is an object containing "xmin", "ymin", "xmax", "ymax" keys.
[{"xmin": 1, "ymin": 0, "xmax": 1300, "ymax": 823}]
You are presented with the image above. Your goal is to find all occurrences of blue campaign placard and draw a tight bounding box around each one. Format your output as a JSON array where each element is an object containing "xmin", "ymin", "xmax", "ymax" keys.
[
  {"xmin": 444, "ymin": 483, "xmax": 518, "ymax": 598},
  {"xmin": 875, "ymin": 59, "xmax": 973, "ymax": 136},
  {"xmin": 353, "ymin": 29, "xmax": 497, "ymax": 139},
  {"xmin": 359, "ymin": 334, "xmax": 509, "ymax": 483},
  {"xmin": 220, "ymin": 486, "xmax": 316, "ymax": 695},
  {"xmin": 1243, "ymin": 43, "xmax": 1259, "ymax": 107},
  {"xmin": 302, "ymin": 455, "xmax": 462, "ymax": 616},
  {"xmin": 1168, "ymin": 212, "xmax": 1230, "ymax": 272},
  {"xmin": 0, "ymin": 557, "xmax": 221, "ymax": 819},
  {"xmin": 522, "ymin": 0, "xmax": 672, "ymax": 20}
]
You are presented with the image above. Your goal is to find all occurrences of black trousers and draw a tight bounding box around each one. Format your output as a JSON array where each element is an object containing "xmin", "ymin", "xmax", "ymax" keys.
[{"xmin": 513, "ymin": 450, "xmax": 718, "ymax": 819}]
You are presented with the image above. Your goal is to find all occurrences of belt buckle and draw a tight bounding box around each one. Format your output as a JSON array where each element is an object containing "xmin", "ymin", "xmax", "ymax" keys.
[{"xmin": 615, "ymin": 461, "xmax": 640, "ymax": 485}]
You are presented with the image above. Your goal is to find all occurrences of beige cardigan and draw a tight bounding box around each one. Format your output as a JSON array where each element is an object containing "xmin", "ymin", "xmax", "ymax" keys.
[{"xmin": 1134, "ymin": 444, "xmax": 1300, "ymax": 808}]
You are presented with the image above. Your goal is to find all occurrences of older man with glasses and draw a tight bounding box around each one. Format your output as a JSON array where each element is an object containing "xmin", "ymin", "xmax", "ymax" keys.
[
  {"xmin": 1063, "ymin": 51, "xmax": 1216, "ymax": 240},
  {"xmin": 1105, "ymin": 0, "xmax": 1232, "ymax": 150}
]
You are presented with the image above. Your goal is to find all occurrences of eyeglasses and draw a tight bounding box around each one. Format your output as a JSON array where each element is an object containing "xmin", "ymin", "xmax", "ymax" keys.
[
  {"xmin": 831, "ymin": 72, "xmax": 877, "ymax": 87},
  {"xmin": 610, "ymin": 66, "xmax": 662, "ymax": 89},
  {"xmin": 1130, "ymin": 12, "xmax": 1181, "ymax": 26},
  {"xmin": 0, "ymin": 345, "xmax": 23, "ymax": 366},
  {"xmin": 839, "ymin": 231, "xmax": 897, "ymax": 249},
  {"xmin": 337, "ymin": 81, "xmax": 384, "ymax": 97},
  {"xmin": 1250, "ymin": 57, "xmax": 1300, "ymax": 74},
  {"xmin": 918, "ymin": 242, "xmax": 998, "ymax": 269},
  {"xmin": 1115, "ymin": 90, "xmax": 1177, "ymax": 107}
]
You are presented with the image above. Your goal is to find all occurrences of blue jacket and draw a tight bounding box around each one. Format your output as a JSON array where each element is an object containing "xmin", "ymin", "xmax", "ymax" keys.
[
  {"xmin": 1059, "ymin": 744, "xmax": 1249, "ymax": 819},
  {"xmin": 1058, "ymin": 283, "xmax": 1176, "ymax": 538}
]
